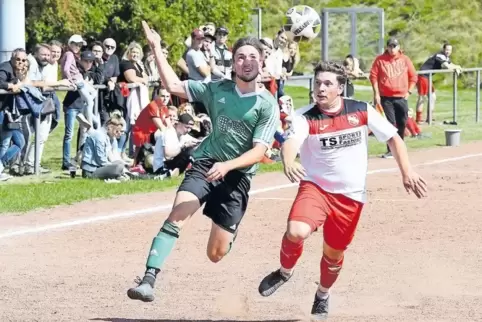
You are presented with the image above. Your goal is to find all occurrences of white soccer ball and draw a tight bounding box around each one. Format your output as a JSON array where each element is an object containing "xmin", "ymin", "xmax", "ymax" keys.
[{"xmin": 283, "ymin": 5, "xmax": 321, "ymax": 42}]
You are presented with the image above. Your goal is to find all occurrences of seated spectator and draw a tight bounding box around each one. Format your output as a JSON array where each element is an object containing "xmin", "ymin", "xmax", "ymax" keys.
[
  {"xmin": 167, "ymin": 105, "xmax": 178, "ymax": 124},
  {"xmin": 152, "ymin": 113, "xmax": 199, "ymax": 177},
  {"xmin": 131, "ymin": 93, "xmax": 172, "ymax": 159},
  {"xmin": 81, "ymin": 115, "xmax": 126, "ymax": 180}
]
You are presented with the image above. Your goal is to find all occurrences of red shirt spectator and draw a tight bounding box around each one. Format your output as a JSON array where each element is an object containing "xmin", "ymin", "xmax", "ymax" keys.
[{"xmin": 132, "ymin": 97, "xmax": 170, "ymax": 147}]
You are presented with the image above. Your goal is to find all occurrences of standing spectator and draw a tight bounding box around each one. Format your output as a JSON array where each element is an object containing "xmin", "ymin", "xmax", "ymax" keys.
[
  {"xmin": 0, "ymin": 49, "xmax": 27, "ymax": 180},
  {"xmin": 211, "ymin": 26, "xmax": 233, "ymax": 81},
  {"xmin": 118, "ymin": 41, "xmax": 149, "ymax": 161},
  {"xmin": 369, "ymin": 37, "xmax": 417, "ymax": 158},
  {"xmin": 21, "ymin": 44, "xmax": 70, "ymax": 175},
  {"xmin": 99, "ymin": 38, "xmax": 121, "ymax": 125},
  {"xmin": 186, "ymin": 29, "xmax": 211, "ymax": 83},
  {"xmin": 415, "ymin": 42, "xmax": 462, "ymax": 124},
  {"xmin": 60, "ymin": 34, "xmax": 98, "ymax": 130},
  {"xmin": 279, "ymin": 41, "xmax": 300, "ymax": 97},
  {"xmin": 266, "ymin": 29, "xmax": 288, "ymax": 98},
  {"xmin": 343, "ymin": 55, "xmax": 367, "ymax": 98},
  {"xmin": 61, "ymin": 51, "xmax": 104, "ymax": 170},
  {"xmin": 47, "ymin": 40, "xmax": 64, "ymax": 131}
]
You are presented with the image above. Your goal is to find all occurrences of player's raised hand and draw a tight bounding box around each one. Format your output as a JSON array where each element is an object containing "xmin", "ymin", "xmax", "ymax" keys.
[
  {"xmin": 283, "ymin": 161, "xmax": 306, "ymax": 183},
  {"xmin": 403, "ymin": 171, "xmax": 427, "ymax": 198},
  {"xmin": 142, "ymin": 21, "xmax": 161, "ymax": 48}
]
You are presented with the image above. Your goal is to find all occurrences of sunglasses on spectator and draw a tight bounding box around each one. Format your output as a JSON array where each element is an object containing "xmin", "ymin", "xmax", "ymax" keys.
[
  {"xmin": 105, "ymin": 45, "xmax": 115, "ymax": 50},
  {"xmin": 15, "ymin": 58, "xmax": 27, "ymax": 62}
]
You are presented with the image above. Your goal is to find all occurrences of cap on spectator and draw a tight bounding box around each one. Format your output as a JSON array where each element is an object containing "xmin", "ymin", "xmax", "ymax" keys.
[
  {"xmin": 387, "ymin": 37, "xmax": 399, "ymax": 47},
  {"xmin": 215, "ymin": 26, "xmax": 229, "ymax": 35},
  {"xmin": 80, "ymin": 51, "xmax": 96, "ymax": 61},
  {"xmin": 191, "ymin": 29, "xmax": 205, "ymax": 40},
  {"xmin": 178, "ymin": 113, "xmax": 195, "ymax": 125},
  {"xmin": 68, "ymin": 34, "xmax": 87, "ymax": 46}
]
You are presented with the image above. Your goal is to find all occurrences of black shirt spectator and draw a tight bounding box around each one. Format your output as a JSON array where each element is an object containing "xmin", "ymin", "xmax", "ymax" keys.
[{"xmin": 118, "ymin": 60, "xmax": 144, "ymax": 83}]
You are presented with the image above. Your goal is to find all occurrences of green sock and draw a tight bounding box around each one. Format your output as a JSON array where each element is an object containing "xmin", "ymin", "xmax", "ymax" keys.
[{"xmin": 146, "ymin": 221, "xmax": 180, "ymax": 270}]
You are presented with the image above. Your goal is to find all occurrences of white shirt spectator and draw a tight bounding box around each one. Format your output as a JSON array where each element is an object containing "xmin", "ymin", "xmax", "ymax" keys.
[{"xmin": 153, "ymin": 127, "xmax": 197, "ymax": 173}]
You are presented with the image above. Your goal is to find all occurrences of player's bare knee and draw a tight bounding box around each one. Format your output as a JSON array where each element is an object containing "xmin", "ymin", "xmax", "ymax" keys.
[
  {"xmin": 206, "ymin": 247, "xmax": 225, "ymax": 263},
  {"xmin": 286, "ymin": 221, "xmax": 312, "ymax": 242}
]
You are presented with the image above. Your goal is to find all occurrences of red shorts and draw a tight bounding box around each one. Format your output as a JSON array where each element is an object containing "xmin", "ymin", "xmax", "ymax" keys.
[
  {"xmin": 416, "ymin": 75, "xmax": 435, "ymax": 95},
  {"xmin": 288, "ymin": 181, "xmax": 364, "ymax": 250}
]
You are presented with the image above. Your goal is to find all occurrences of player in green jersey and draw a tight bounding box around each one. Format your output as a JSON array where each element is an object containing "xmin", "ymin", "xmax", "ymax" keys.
[{"xmin": 127, "ymin": 21, "xmax": 280, "ymax": 302}]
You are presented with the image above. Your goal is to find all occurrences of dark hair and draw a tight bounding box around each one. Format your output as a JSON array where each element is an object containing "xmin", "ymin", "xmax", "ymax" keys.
[
  {"xmin": 232, "ymin": 36, "xmax": 264, "ymax": 57},
  {"xmin": 442, "ymin": 42, "xmax": 452, "ymax": 49},
  {"xmin": 90, "ymin": 40, "xmax": 103, "ymax": 49},
  {"xmin": 314, "ymin": 61, "xmax": 347, "ymax": 85}
]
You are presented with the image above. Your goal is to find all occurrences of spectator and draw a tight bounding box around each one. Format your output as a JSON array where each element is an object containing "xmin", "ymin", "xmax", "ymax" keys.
[
  {"xmin": 60, "ymin": 34, "xmax": 99, "ymax": 130},
  {"xmin": 186, "ymin": 29, "xmax": 211, "ymax": 83},
  {"xmin": 0, "ymin": 48, "xmax": 28, "ymax": 180},
  {"xmin": 279, "ymin": 41, "xmax": 300, "ymax": 97},
  {"xmin": 21, "ymin": 44, "xmax": 70, "ymax": 175},
  {"xmin": 259, "ymin": 38, "xmax": 277, "ymax": 96},
  {"xmin": 210, "ymin": 26, "xmax": 233, "ymax": 81},
  {"xmin": 167, "ymin": 105, "xmax": 178, "ymax": 124},
  {"xmin": 99, "ymin": 38, "xmax": 121, "ymax": 125},
  {"xmin": 101, "ymin": 38, "xmax": 120, "ymax": 91},
  {"xmin": 144, "ymin": 42, "xmax": 169, "ymax": 100},
  {"xmin": 152, "ymin": 113, "xmax": 199, "ymax": 178},
  {"xmin": 369, "ymin": 37, "xmax": 417, "ymax": 159},
  {"xmin": 90, "ymin": 41, "xmax": 104, "ymax": 62},
  {"xmin": 81, "ymin": 114, "xmax": 126, "ymax": 180},
  {"xmin": 265, "ymin": 29, "xmax": 288, "ymax": 98},
  {"xmin": 343, "ymin": 55, "xmax": 366, "ymax": 98},
  {"xmin": 415, "ymin": 42, "xmax": 462, "ymax": 124},
  {"xmin": 131, "ymin": 91, "xmax": 171, "ymax": 158},
  {"xmin": 47, "ymin": 40, "xmax": 64, "ymax": 131},
  {"xmin": 118, "ymin": 41, "xmax": 149, "ymax": 161},
  {"xmin": 61, "ymin": 51, "xmax": 104, "ymax": 170}
]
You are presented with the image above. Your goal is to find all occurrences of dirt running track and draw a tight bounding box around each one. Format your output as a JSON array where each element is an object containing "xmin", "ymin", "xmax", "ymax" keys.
[{"xmin": 1, "ymin": 143, "xmax": 482, "ymax": 322}]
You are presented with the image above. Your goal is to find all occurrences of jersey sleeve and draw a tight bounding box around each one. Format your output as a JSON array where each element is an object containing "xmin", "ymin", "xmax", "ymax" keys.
[
  {"xmin": 284, "ymin": 114, "xmax": 309, "ymax": 142},
  {"xmin": 252, "ymin": 99, "xmax": 280, "ymax": 148},
  {"xmin": 367, "ymin": 103, "xmax": 398, "ymax": 142},
  {"xmin": 183, "ymin": 80, "xmax": 212, "ymax": 109}
]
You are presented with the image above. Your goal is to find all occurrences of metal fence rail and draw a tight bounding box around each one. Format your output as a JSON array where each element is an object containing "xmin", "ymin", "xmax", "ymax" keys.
[
  {"xmin": 288, "ymin": 67, "xmax": 482, "ymax": 125},
  {"xmin": 0, "ymin": 68, "xmax": 480, "ymax": 177}
]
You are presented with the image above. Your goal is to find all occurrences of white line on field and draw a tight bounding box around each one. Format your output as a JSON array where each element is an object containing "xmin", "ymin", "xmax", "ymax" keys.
[{"xmin": 0, "ymin": 152, "xmax": 481, "ymax": 240}]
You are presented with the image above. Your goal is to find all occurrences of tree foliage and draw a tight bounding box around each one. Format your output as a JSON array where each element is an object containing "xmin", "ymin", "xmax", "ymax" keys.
[{"xmin": 25, "ymin": 0, "xmax": 267, "ymax": 68}]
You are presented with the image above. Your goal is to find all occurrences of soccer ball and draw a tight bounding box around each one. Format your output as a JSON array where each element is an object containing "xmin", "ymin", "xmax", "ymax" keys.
[{"xmin": 283, "ymin": 5, "xmax": 321, "ymax": 42}]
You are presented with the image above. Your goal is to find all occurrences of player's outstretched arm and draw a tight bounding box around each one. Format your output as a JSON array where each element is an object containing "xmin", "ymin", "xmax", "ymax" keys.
[
  {"xmin": 142, "ymin": 21, "xmax": 187, "ymax": 99},
  {"xmin": 387, "ymin": 135, "xmax": 428, "ymax": 198}
]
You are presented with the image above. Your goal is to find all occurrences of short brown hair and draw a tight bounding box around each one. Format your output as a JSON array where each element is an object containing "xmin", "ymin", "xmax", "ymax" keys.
[
  {"xmin": 232, "ymin": 37, "xmax": 264, "ymax": 57},
  {"xmin": 314, "ymin": 61, "xmax": 347, "ymax": 85}
]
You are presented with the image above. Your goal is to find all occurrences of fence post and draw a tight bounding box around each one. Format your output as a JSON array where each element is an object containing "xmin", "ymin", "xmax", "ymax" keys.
[
  {"xmin": 309, "ymin": 77, "xmax": 313, "ymax": 104},
  {"xmin": 34, "ymin": 115, "xmax": 40, "ymax": 176},
  {"xmin": 476, "ymin": 70, "xmax": 480, "ymax": 123},
  {"xmin": 453, "ymin": 72, "xmax": 458, "ymax": 123},
  {"xmin": 427, "ymin": 73, "xmax": 433, "ymax": 125}
]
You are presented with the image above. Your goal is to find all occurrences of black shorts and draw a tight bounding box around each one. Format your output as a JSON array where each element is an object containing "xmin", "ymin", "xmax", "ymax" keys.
[{"xmin": 177, "ymin": 158, "xmax": 251, "ymax": 234}]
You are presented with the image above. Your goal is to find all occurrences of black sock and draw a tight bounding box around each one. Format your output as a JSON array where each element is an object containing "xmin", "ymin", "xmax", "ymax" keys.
[{"xmin": 142, "ymin": 267, "xmax": 160, "ymax": 287}]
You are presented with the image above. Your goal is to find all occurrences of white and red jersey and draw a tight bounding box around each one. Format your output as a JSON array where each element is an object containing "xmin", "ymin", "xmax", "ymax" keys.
[{"xmin": 285, "ymin": 98, "xmax": 398, "ymax": 203}]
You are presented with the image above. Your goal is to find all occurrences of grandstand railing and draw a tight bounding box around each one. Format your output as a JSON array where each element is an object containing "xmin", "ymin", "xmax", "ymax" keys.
[
  {"xmin": 288, "ymin": 68, "xmax": 482, "ymax": 126},
  {"xmin": 0, "ymin": 68, "xmax": 481, "ymax": 177}
]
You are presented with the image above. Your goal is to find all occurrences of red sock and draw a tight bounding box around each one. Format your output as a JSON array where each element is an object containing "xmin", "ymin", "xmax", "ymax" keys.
[
  {"xmin": 319, "ymin": 254, "xmax": 344, "ymax": 289},
  {"xmin": 280, "ymin": 234, "xmax": 304, "ymax": 269},
  {"xmin": 416, "ymin": 111, "xmax": 423, "ymax": 123},
  {"xmin": 406, "ymin": 118, "xmax": 417, "ymax": 136}
]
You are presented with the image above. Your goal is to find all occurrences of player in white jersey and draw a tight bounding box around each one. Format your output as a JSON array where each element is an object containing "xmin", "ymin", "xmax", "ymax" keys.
[{"xmin": 257, "ymin": 61, "xmax": 427, "ymax": 320}]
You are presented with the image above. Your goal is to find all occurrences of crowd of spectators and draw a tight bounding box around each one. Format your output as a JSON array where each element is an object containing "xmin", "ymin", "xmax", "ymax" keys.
[{"xmin": 0, "ymin": 23, "xmax": 300, "ymax": 182}]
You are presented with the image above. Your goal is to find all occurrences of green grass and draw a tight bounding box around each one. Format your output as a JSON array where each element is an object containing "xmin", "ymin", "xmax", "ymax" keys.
[{"xmin": 1, "ymin": 84, "xmax": 481, "ymax": 214}]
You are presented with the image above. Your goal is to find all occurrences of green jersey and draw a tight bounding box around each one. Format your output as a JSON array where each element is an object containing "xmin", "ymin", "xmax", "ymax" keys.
[{"xmin": 185, "ymin": 79, "xmax": 280, "ymax": 175}]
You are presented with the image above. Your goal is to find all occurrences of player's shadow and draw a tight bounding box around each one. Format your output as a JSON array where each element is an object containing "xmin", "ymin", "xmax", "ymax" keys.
[{"xmin": 91, "ymin": 319, "xmax": 301, "ymax": 322}]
